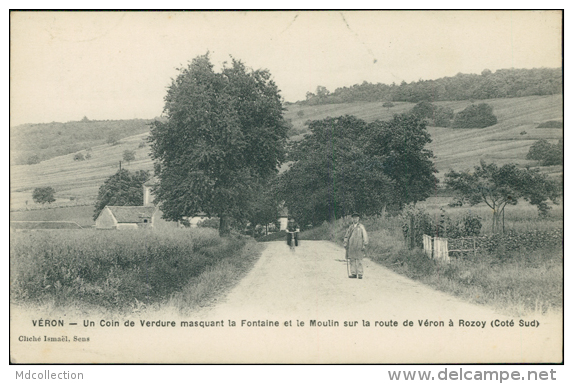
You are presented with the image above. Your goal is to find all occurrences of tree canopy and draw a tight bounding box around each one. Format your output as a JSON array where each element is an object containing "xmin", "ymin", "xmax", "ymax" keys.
[
  {"xmin": 279, "ymin": 114, "xmax": 437, "ymax": 226},
  {"xmin": 445, "ymin": 161, "xmax": 560, "ymax": 232},
  {"xmin": 149, "ymin": 54, "xmax": 289, "ymax": 235},
  {"xmin": 366, "ymin": 113, "xmax": 438, "ymax": 208},
  {"xmin": 93, "ymin": 169, "xmax": 150, "ymax": 220}
]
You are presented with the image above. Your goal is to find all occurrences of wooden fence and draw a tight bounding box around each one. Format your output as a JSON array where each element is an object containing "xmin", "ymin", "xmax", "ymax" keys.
[
  {"xmin": 423, "ymin": 235, "xmax": 480, "ymax": 263},
  {"xmin": 423, "ymin": 234, "xmax": 449, "ymax": 262}
]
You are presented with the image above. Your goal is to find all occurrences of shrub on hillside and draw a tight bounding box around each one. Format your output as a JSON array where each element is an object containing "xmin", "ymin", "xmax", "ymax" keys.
[
  {"xmin": 537, "ymin": 120, "xmax": 563, "ymax": 128},
  {"xmin": 32, "ymin": 186, "xmax": 56, "ymax": 205},
  {"xmin": 27, "ymin": 155, "xmax": 41, "ymax": 165},
  {"xmin": 410, "ymin": 101, "xmax": 436, "ymax": 119},
  {"xmin": 432, "ymin": 106, "xmax": 454, "ymax": 127},
  {"xmin": 526, "ymin": 139, "xmax": 563, "ymax": 166},
  {"xmin": 410, "ymin": 101, "xmax": 453, "ymax": 127},
  {"xmin": 452, "ymin": 103, "xmax": 498, "ymax": 128}
]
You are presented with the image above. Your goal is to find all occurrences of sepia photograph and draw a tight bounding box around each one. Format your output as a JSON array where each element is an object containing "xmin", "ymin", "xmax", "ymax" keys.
[{"xmin": 9, "ymin": 10, "xmax": 563, "ymax": 365}]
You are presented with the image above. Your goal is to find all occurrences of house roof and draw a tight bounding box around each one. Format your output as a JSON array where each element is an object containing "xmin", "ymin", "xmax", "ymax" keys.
[
  {"xmin": 106, "ymin": 206, "xmax": 156, "ymax": 223},
  {"xmin": 278, "ymin": 206, "xmax": 289, "ymax": 217},
  {"xmin": 143, "ymin": 176, "xmax": 158, "ymax": 187}
]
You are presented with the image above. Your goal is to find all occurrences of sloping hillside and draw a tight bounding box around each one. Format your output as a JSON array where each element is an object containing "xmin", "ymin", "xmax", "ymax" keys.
[
  {"xmin": 10, "ymin": 118, "xmax": 159, "ymax": 165},
  {"xmin": 10, "ymin": 95, "xmax": 562, "ymax": 211}
]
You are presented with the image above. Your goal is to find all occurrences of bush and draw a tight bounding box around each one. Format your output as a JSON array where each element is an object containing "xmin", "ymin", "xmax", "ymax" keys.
[
  {"xmin": 410, "ymin": 101, "xmax": 436, "ymax": 120},
  {"xmin": 32, "ymin": 186, "xmax": 56, "ymax": 204},
  {"xmin": 537, "ymin": 120, "xmax": 563, "ymax": 128},
  {"xmin": 73, "ymin": 153, "xmax": 85, "ymax": 161},
  {"xmin": 410, "ymin": 102, "xmax": 453, "ymax": 127},
  {"xmin": 401, "ymin": 205, "xmax": 434, "ymax": 248},
  {"xmin": 465, "ymin": 229, "xmax": 563, "ymax": 259},
  {"xmin": 527, "ymin": 139, "xmax": 562, "ymax": 166},
  {"xmin": 452, "ymin": 103, "xmax": 498, "ymax": 128},
  {"xmin": 432, "ymin": 106, "xmax": 454, "ymax": 127},
  {"xmin": 197, "ymin": 217, "xmax": 220, "ymax": 229},
  {"xmin": 27, "ymin": 155, "xmax": 41, "ymax": 165}
]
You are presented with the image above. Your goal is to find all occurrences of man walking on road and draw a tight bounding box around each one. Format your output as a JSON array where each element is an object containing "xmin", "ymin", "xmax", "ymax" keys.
[{"xmin": 343, "ymin": 213, "xmax": 369, "ymax": 279}]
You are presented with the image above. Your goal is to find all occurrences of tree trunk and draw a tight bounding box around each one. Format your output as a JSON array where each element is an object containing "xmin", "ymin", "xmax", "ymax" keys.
[
  {"xmin": 219, "ymin": 215, "xmax": 231, "ymax": 237},
  {"xmin": 491, "ymin": 209, "xmax": 502, "ymax": 233}
]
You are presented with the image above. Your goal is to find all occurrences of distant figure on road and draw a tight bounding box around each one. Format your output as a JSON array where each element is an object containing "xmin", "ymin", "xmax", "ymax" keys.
[
  {"xmin": 343, "ymin": 213, "xmax": 369, "ymax": 279},
  {"xmin": 286, "ymin": 217, "xmax": 300, "ymax": 250}
]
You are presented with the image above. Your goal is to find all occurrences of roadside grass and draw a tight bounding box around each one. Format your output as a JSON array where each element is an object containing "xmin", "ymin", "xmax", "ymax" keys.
[
  {"xmin": 10, "ymin": 228, "xmax": 260, "ymax": 316},
  {"xmin": 300, "ymin": 211, "xmax": 563, "ymax": 317},
  {"xmin": 256, "ymin": 230, "xmax": 287, "ymax": 242},
  {"xmin": 161, "ymin": 240, "xmax": 262, "ymax": 315}
]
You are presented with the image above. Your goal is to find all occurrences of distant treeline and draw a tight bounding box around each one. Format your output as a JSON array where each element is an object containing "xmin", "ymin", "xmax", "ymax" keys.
[
  {"xmin": 299, "ymin": 67, "xmax": 562, "ymax": 105},
  {"xmin": 10, "ymin": 118, "xmax": 162, "ymax": 165}
]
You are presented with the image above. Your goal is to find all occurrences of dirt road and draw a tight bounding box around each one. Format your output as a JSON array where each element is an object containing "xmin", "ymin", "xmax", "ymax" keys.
[
  {"xmin": 10, "ymin": 241, "xmax": 562, "ymax": 364},
  {"xmin": 193, "ymin": 241, "xmax": 562, "ymax": 363}
]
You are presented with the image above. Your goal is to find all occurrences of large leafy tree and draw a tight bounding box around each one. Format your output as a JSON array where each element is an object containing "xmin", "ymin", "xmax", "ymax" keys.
[
  {"xmin": 445, "ymin": 161, "xmax": 560, "ymax": 232},
  {"xmin": 149, "ymin": 54, "xmax": 288, "ymax": 236},
  {"xmin": 93, "ymin": 169, "xmax": 150, "ymax": 220},
  {"xmin": 280, "ymin": 115, "xmax": 394, "ymax": 226},
  {"xmin": 365, "ymin": 113, "xmax": 438, "ymax": 208}
]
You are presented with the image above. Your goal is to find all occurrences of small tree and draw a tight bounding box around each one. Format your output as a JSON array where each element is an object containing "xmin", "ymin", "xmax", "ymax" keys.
[
  {"xmin": 526, "ymin": 139, "xmax": 562, "ymax": 166},
  {"xmin": 73, "ymin": 153, "xmax": 85, "ymax": 161},
  {"xmin": 32, "ymin": 187, "xmax": 56, "ymax": 205},
  {"xmin": 410, "ymin": 101, "xmax": 436, "ymax": 120},
  {"xmin": 383, "ymin": 101, "xmax": 394, "ymax": 111},
  {"xmin": 123, "ymin": 150, "xmax": 136, "ymax": 164},
  {"xmin": 452, "ymin": 103, "xmax": 497, "ymax": 128},
  {"xmin": 445, "ymin": 161, "xmax": 559, "ymax": 232}
]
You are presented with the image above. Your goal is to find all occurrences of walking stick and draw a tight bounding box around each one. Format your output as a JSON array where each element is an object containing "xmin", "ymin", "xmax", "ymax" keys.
[{"xmin": 346, "ymin": 248, "xmax": 350, "ymax": 277}]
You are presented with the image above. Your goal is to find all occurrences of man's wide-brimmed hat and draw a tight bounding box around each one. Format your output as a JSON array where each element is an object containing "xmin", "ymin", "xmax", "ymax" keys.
[{"xmin": 351, "ymin": 212, "xmax": 360, "ymax": 217}]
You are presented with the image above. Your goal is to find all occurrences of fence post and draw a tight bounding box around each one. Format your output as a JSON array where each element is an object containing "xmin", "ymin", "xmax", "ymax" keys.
[{"xmin": 409, "ymin": 215, "xmax": 415, "ymax": 249}]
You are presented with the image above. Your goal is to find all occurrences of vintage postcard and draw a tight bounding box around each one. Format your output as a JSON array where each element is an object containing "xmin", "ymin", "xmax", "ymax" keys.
[{"xmin": 9, "ymin": 10, "xmax": 563, "ymax": 365}]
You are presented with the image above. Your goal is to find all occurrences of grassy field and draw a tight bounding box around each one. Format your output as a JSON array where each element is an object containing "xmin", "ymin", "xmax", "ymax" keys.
[
  {"xmin": 10, "ymin": 95, "xmax": 562, "ymax": 212},
  {"xmin": 10, "ymin": 228, "xmax": 261, "ymax": 316},
  {"xmin": 298, "ymin": 204, "xmax": 563, "ymax": 317},
  {"xmin": 9, "ymin": 205, "xmax": 96, "ymax": 228}
]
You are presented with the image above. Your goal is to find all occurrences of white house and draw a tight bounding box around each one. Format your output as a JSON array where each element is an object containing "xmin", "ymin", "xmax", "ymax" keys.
[{"xmin": 95, "ymin": 206, "xmax": 156, "ymax": 230}]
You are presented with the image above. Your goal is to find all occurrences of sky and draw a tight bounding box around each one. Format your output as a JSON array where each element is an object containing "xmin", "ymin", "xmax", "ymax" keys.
[{"xmin": 10, "ymin": 10, "xmax": 563, "ymax": 126}]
